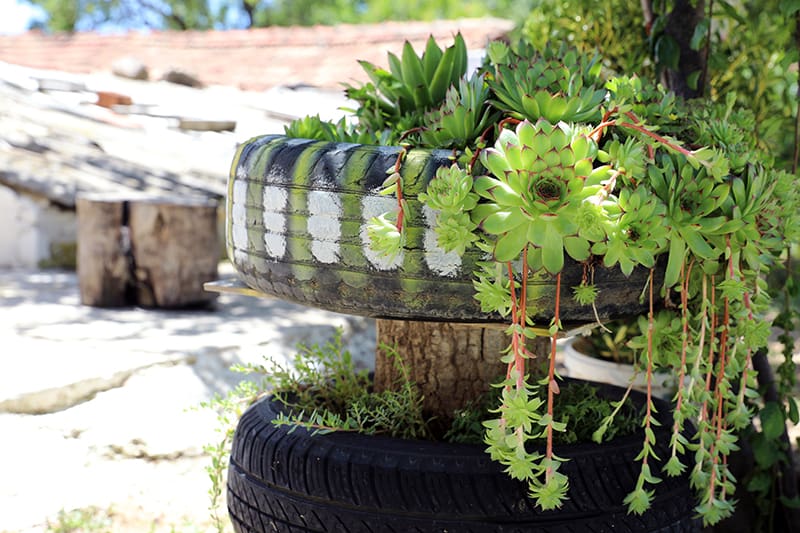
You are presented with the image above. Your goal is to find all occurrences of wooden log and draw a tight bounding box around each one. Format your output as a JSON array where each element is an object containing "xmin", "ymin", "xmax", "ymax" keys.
[
  {"xmin": 76, "ymin": 194, "xmax": 132, "ymax": 307},
  {"xmin": 77, "ymin": 192, "xmax": 219, "ymax": 308},
  {"xmin": 128, "ymin": 195, "xmax": 219, "ymax": 308},
  {"xmin": 374, "ymin": 319, "xmax": 506, "ymax": 418},
  {"xmin": 374, "ymin": 319, "xmax": 556, "ymax": 419}
]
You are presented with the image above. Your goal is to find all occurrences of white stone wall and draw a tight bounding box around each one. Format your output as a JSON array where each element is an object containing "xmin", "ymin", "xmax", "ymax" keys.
[{"xmin": 0, "ymin": 186, "xmax": 76, "ymax": 268}]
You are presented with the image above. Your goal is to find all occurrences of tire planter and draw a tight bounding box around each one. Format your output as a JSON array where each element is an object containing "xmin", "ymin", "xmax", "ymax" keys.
[
  {"xmin": 228, "ymin": 381, "xmax": 701, "ymax": 533},
  {"xmin": 226, "ymin": 135, "xmax": 663, "ymax": 322}
]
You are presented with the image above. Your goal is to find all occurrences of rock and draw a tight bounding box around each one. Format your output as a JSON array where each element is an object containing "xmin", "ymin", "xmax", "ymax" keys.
[
  {"xmin": 160, "ymin": 68, "xmax": 203, "ymax": 88},
  {"xmin": 177, "ymin": 118, "xmax": 236, "ymax": 132},
  {"xmin": 111, "ymin": 56, "xmax": 149, "ymax": 81}
]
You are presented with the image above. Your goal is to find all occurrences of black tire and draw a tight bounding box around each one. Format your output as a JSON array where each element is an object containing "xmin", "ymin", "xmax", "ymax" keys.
[
  {"xmin": 227, "ymin": 383, "xmax": 700, "ymax": 533},
  {"xmin": 226, "ymin": 135, "xmax": 661, "ymax": 322}
]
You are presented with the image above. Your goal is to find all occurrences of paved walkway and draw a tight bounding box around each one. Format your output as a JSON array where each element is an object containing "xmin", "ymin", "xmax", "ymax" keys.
[{"xmin": 0, "ymin": 265, "xmax": 375, "ymax": 532}]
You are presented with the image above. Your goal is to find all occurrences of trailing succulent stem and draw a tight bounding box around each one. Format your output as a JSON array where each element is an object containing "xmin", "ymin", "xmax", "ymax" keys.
[
  {"xmin": 624, "ymin": 269, "xmax": 662, "ymax": 515},
  {"xmin": 483, "ymin": 249, "xmax": 569, "ymax": 510}
]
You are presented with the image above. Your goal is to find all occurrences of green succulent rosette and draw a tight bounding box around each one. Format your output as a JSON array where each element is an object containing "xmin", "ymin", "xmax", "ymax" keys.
[
  {"xmin": 472, "ymin": 119, "xmax": 612, "ymax": 273},
  {"xmin": 487, "ymin": 44, "xmax": 606, "ymax": 124},
  {"xmin": 591, "ymin": 186, "xmax": 668, "ymax": 276}
]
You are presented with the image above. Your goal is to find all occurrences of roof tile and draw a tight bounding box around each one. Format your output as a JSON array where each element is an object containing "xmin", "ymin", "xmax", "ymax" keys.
[{"xmin": 0, "ymin": 19, "xmax": 513, "ymax": 91}]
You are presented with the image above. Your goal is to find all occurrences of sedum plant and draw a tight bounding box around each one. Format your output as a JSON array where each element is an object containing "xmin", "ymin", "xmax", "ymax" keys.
[{"xmin": 284, "ymin": 36, "xmax": 800, "ymax": 526}]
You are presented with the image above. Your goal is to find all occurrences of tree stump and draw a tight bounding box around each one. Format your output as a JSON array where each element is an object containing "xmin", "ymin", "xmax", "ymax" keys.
[
  {"xmin": 373, "ymin": 320, "xmax": 498, "ymax": 417},
  {"xmin": 77, "ymin": 192, "xmax": 220, "ymax": 308},
  {"xmin": 375, "ymin": 319, "xmax": 556, "ymax": 419}
]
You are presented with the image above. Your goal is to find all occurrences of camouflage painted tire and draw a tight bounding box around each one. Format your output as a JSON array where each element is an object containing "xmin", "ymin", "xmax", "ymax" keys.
[{"xmin": 226, "ymin": 135, "xmax": 659, "ymax": 322}]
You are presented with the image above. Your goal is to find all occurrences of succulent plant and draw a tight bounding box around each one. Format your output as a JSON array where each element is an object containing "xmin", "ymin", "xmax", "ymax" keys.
[
  {"xmin": 418, "ymin": 164, "xmax": 480, "ymax": 255},
  {"xmin": 486, "ymin": 42, "xmax": 606, "ymax": 124},
  {"xmin": 725, "ymin": 164, "xmax": 792, "ymax": 271},
  {"xmin": 471, "ymin": 119, "xmax": 610, "ymax": 273},
  {"xmin": 344, "ymin": 33, "xmax": 467, "ymax": 143},
  {"xmin": 283, "ymin": 114, "xmax": 388, "ymax": 145},
  {"xmin": 647, "ymin": 153, "xmax": 732, "ymax": 287},
  {"xmin": 420, "ymin": 73, "xmax": 495, "ymax": 149},
  {"xmin": 605, "ymin": 75, "xmax": 679, "ymax": 132},
  {"xmin": 278, "ymin": 34, "xmax": 800, "ymax": 527},
  {"xmin": 591, "ymin": 185, "xmax": 668, "ymax": 275},
  {"xmin": 688, "ymin": 95, "xmax": 763, "ymax": 173}
]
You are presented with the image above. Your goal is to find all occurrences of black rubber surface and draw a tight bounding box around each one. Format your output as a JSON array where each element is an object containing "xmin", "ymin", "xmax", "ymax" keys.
[{"xmin": 227, "ymin": 382, "xmax": 701, "ymax": 532}]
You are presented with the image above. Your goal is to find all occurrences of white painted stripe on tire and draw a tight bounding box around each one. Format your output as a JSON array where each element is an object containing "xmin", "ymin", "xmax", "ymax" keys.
[
  {"xmin": 262, "ymin": 185, "xmax": 288, "ymax": 258},
  {"xmin": 308, "ymin": 190, "xmax": 342, "ymax": 264},
  {"xmin": 231, "ymin": 179, "xmax": 248, "ymax": 253},
  {"xmin": 422, "ymin": 205, "xmax": 461, "ymax": 277}
]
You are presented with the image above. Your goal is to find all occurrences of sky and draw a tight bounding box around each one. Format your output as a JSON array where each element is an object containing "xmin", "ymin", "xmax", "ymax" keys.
[
  {"xmin": 0, "ymin": 0, "xmax": 250, "ymax": 34},
  {"xmin": 0, "ymin": 0, "xmax": 43, "ymax": 34}
]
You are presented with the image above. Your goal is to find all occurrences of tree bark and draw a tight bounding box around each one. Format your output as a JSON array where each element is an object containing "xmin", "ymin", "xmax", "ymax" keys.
[
  {"xmin": 76, "ymin": 194, "xmax": 132, "ymax": 307},
  {"xmin": 374, "ymin": 319, "xmax": 506, "ymax": 418},
  {"xmin": 128, "ymin": 196, "xmax": 220, "ymax": 308},
  {"xmin": 374, "ymin": 319, "xmax": 553, "ymax": 418},
  {"xmin": 662, "ymin": 0, "xmax": 706, "ymax": 98},
  {"xmin": 793, "ymin": 9, "xmax": 800, "ymax": 174}
]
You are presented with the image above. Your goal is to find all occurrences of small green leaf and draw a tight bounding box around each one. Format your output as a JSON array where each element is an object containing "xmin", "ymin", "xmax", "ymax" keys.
[
  {"xmin": 624, "ymin": 486, "xmax": 654, "ymax": 515},
  {"xmin": 780, "ymin": 495, "xmax": 800, "ymax": 509},
  {"xmin": 564, "ymin": 236, "xmax": 590, "ymax": 261},
  {"xmin": 760, "ymin": 401, "xmax": 786, "ymax": 440},
  {"xmin": 746, "ymin": 471, "xmax": 772, "ymax": 493},
  {"xmin": 690, "ymin": 19, "xmax": 710, "ymax": 50},
  {"xmin": 541, "ymin": 224, "xmax": 565, "ymax": 274},
  {"xmin": 679, "ymin": 226, "xmax": 717, "ymax": 259},
  {"xmin": 663, "ymin": 455, "xmax": 686, "ymax": 477},
  {"xmin": 780, "ymin": 0, "xmax": 800, "ymax": 15},
  {"xmin": 687, "ymin": 71, "xmax": 702, "ymax": 91},
  {"xmin": 655, "ymin": 35, "xmax": 680, "ymax": 70},
  {"xmin": 751, "ymin": 433, "xmax": 780, "ymax": 468},
  {"xmin": 494, "ymin": 230, "xmax": 528, "ymax": 262},
  {"xmin": 482, "ymin": 209, "xmax": 526, "ymax": 235},
  {"xmin": 788, "ymin": 398, "xmax": 799, "ymax": 425},
  {"xmin": 664, "ymin": 235, "xmax": 686, "ymax": 288},
  {"xmin": 382, "ymin": 173, "xmax": 399, "ymax": 188},
  {"xmin": 401, "ymin": 41, "xmax": 429, "ymax": 106},
  {"xmin": 421, "ymin": 35, "xmax": 443, "ymax": 80}
]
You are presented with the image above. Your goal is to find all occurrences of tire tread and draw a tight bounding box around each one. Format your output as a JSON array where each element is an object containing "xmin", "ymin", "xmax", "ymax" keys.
[{"xmin": 228, "ymin": 391, "xmax": 701, "ymax": 532}]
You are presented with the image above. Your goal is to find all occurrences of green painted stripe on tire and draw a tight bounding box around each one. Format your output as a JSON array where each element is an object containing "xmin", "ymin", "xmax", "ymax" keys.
[{"xmin": 228, "ymin": 135, "xmax": 658, "ymax": 321}]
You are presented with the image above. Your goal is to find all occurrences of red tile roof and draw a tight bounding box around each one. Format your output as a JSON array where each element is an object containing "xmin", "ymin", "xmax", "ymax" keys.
[{"xmin": 0, "ymin": 19, "xmax": 513, "ymax": 91}]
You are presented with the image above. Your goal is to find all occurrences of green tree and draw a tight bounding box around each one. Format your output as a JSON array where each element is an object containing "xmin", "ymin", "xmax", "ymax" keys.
[
  {"xmin": 25, "ymin": 0, "xmax": 82, "ymax": 32},
  {"xmin": 25, "ymin": 0, "xmax": 223, "ymax": 31},
  {"xmin": 517, "ymin": 0, "xmax": 799, "ymax": 172},
  {"xmin": 23, "ymin": 0, "xmax": 533, "ymax": 31}
]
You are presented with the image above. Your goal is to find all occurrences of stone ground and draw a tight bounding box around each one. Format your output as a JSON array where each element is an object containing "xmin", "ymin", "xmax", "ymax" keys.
[{"xmin": 0, "ymin": 264, "xmax": 376, "ymax": 532}]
